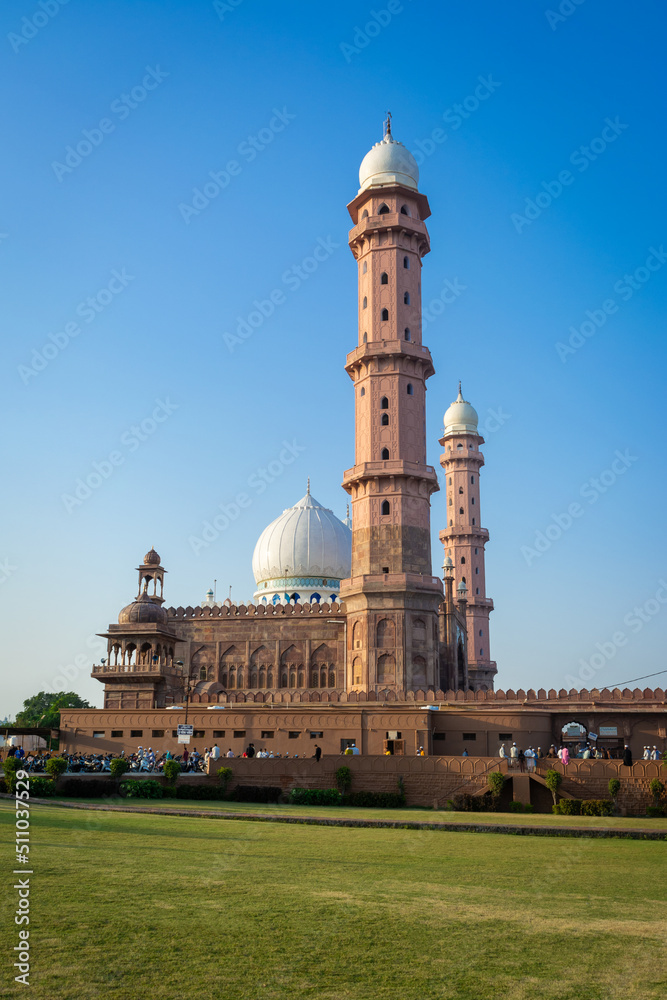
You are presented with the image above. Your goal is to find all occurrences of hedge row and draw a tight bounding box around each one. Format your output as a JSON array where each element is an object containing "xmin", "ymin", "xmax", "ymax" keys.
[{"xmin": 553, "ymin": 799, "xmax": 613, "ymax": 816}]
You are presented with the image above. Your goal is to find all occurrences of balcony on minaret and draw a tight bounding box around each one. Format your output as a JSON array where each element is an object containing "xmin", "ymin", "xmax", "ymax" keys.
[{"xmin": 349, "ymin": 210, "xmax": 429, "ymax": 244}]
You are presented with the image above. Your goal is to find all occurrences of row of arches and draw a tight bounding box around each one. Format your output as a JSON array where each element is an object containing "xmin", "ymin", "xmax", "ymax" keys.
[
  {"xmin": 219, "ymin": 666, "xmax": 338, "ymax": 690},
  {"xmin": 108, "ymin": 641, "xmax": 175, "ymax": 669},
  {"xmin": 361, "ymin": 203, "xmax": 414, "ymax": 219}
]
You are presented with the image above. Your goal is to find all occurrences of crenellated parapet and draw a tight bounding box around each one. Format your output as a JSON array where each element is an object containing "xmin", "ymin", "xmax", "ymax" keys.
[{"xmin": 166, "ymin": 601, "xmax": 345, "ymax": 619}]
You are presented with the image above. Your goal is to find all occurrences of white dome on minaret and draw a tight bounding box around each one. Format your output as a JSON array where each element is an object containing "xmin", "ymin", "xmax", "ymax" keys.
[
  {"xmin": 444, "ymin": 383, "xmax": 479, "ymax": 436},
  {"xmin": 358, "ymin": 114, "xmax": 419, "ymax": 192},
  {"xmin": 252, "ymin": 483, "xmax": 351, "ymax": 605}
]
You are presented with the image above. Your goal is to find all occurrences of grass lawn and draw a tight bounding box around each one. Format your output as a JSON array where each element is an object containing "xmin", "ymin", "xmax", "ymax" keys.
[
  {"xmin": 39, "ymin": 794, "xmax": 667, "ymax": 830},
  {"xmin": 2, "ymin": 800, "xmax": 666, "ymax": 1000}
]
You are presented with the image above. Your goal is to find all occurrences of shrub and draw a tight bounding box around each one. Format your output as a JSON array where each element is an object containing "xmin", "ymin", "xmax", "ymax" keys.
[
  {"xmin": 162, "ymin": 760, "xmax": 181, "ymax": 785},
  {"xmin": 646, "ymin": 805, "xmax": 666, "ymax": 818},
  {"xmin": 509, "ymin": 801, "xmax": 523, "ymax": 813},
  {"xmin": 343, "ymin": 790, "xmax": 405, "ymax": 808},
  {"xmin": 45, "ymin": 757, "xmax": 68, "ymax": 780},
  {"xmin": 217, "ymin": 767, "xmax": 233, "ymax": 792},
  {"xmin": 2, "ymin": 756, "xmax": 19, "ymax": 792},
  {"xmin": 553, "ymin": 799, "xmax": 581, "ymax": 815},
  {"xmin": 553, "ymin": 799, "xmax": 613, "ymax": 817},
  {"xmin": 28, "ymin": 777, "xmax": 56, "ymax": 797},
  {"xmin": 109, "ymin": 758, "xmax": 130, "ymax": 781},
  {"xmin": 523, "ymin": 803, "xmax": 534, "ymax": 813},
  {"xmin": 581, "ymin": 799, "xmax": 613, "ymax": 817},
  {"xmin": 608, "ymin": 778, "xmax": 621, "ymax": 801},
  {"xmin": 335, "ymin": 766, "xmax": 352, "ymax": 793},
  {"xmin": 174, "ymin": 784, "xmax": 228, "ymax": 801},
  {"xmin": 120, "ymin": 780, "xmax": 163, "ymax": 799},
  {"xmin": 487, "ymin": 771, "xmax": 506, "ymax": 803},
  {"xmin": 59, "ymin": 778, "xmax": 114, "ymax": 798},
  {"xmin": 545, "ymin": 769, "xmax": 563, "ymax": 805},
  {"xmin": 233, "ymin": 785, "xmax": 283, "ymax": 804},
  {"xmin": 288, "ymin": 788, "xmax": 342, "ymax": 806},
  {"xmin": 450, "ymin": 792, "xmax": 492, "ymax": 812},
  {"xmin": 649, "ymin": 778, "xmax": 664, "ymax": 803}
]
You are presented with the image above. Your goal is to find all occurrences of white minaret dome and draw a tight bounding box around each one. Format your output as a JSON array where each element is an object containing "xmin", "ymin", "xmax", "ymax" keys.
[
  {"xmin": 358, "ymin": 114, "xmax": 419, "ymax": 192},
  {"xmin": 444, "ymin": 382, "xmax": 479, "ymax": 436},
  {"xmin": 252, "ymin": 483, "xmax": 351, "ymax": 605}
]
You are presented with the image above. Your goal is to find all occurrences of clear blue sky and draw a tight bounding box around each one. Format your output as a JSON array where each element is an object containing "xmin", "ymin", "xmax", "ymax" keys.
[{"xmin": 2, "ymin": 0, "xmax": 666, "ymax": 716}]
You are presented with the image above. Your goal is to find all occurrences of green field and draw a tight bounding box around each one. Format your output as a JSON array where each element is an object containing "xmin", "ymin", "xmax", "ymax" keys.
[{"xmin": 3, "ymin": 800, "xmax": 666, "ymax": 1000}]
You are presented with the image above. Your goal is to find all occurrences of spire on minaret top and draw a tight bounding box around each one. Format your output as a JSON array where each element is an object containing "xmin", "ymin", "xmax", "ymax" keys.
[
  {"xmin": 444, "ymin": 382, "xmax": 479, "ymax": 436},
  {"xmin": 306, "ymin": 477, "xmax": 311, "ymax": 495},
  {"xmin": 384, "ymin": 110, "xmax": 392, "ymax": 138}
]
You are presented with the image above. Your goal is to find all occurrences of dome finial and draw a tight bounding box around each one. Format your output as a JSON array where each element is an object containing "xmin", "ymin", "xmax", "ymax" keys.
[
  {"xmin": 457, "ymin": 380, "xmax": 463, "ymax": 400},
  {"xmin": 307, "ymin": 476, "xmax": 311, "ymax": 495},
  {"xmin": 384, "ymin": 110, "xmax": 392, "ymax": 138}
]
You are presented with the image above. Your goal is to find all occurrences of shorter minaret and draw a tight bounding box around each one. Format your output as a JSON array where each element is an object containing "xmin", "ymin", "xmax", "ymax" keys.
[{"xmin": 439, "ymin": 385, "xmax": 497, "ymax": 690}]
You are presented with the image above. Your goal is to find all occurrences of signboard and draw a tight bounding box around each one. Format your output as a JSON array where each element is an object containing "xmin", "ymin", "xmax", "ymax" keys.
[
  {"xmin": 178, "ymin": 735, "xmax": 191, "ymax": 744},
  {"xmin": 177, "ymin": 724, "xmax": 193, "ymax": 736},
  {"xmin": 599, "ymin": 726, "xmax": 618, "ymax": 737}
]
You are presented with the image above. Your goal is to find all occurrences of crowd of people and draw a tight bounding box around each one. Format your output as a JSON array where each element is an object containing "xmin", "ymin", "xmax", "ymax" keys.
[{"xmin": 493, "ymin": 741, "xmax": 663, "ymax": 770}]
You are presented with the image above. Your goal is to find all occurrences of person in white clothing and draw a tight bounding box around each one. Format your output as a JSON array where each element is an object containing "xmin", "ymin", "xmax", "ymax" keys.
[
  {"xmin": 211, "ymin": 744, "xmax": 221, "ymax": 760},
  {"xmin": 226, "ymin": 749, "xmax": 234, "ymax": 758}
]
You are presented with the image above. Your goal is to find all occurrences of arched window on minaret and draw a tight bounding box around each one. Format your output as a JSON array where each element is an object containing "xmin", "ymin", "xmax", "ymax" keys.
[
  {"xmin": 380, "ymin": 396, "xmax": 388, "ymax": 409},
  {"xmin": 403, "ymin": 256, "xmax": 410, "ymax": 269},
  {"xmin": 459, "ymin": 487, "xmax": 463, "ymax": 494},
  {"xmin": 403, "ymin": 292, "xmax": 410, "ymax": 305},
  {"xmin": 459, "ymin": 507, "xmax": 464, "ymax": 515},
  {"xmin": 380, "ymin": 272, "xmax": 388, "ymax": 284},
  {"xmin": 381, "ymin": 413, "xmax": 389, "ymax": 425},
  {"xmin": 362, "ymin": 210, "xmax": 368, "ymax": 220},
  {"xmin": 400, "ymin": 204, "xmax": 410, "ymax": 216},
  {"xmin": 362, "ymin": 260, "xmax": 367, "ymax": 272},
  {"xmin": 381, "ymin": 308, "xmax": 389, "ymax": 321},
  {"xmin": 360, "ymin": 387, "xmax": 365, "ymax": 396},
  {"xmin": 363, "ymin": 332, "xmax": 367, "ymax": 343},
  {"xmin": 381, "ymin": 500, "xmax": 390, "ymax": 515},
  {"xmin": 381, "ymin": 448, "xmax": 389, "ymax": 460},
  {"xmin": 407, "ymin": 384, "xmax": 413, "ymax": 395},
  {"xmin": 461, "ymin": 557, "xmax": 465, "ymax": 564},
  {"xmin": 363, "ymin": 296, "xmax": 367, "ymax": 308},
  {"xmin": 378, "ymin": 203, "xmax": 390, "ymax": 214},
  {"xmin": 404, "ymin": 327, "xmax": 411, "ymax": 340}
]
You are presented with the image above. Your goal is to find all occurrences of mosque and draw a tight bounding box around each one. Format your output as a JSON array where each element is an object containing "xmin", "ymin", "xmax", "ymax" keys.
[{"xmin": 60, "ymin": 121, "xmax": 664, "ymax": 760}]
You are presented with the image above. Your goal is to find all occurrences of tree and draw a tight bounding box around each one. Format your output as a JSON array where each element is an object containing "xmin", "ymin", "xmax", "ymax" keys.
[
  {"xmin": 335, "ymin": 766, "xmax": 352, "ymax": 794},
  {"xmin": 14, "ymin": 691, "xmax": 91, "ymax": 729},
  {"xmin": 608, "ymin": 778, "xmax": 621, "ymax": 807},
  {"xmin": 109, "ymin": 758, "xmax": 130, "ymax": 782},
  {"xmin": 45, "ymin": 757, "xmax": 68, "ymax": 780},
  {"xmin": 217, "ymin": 766, "xmax": 233, "ymax": 794},
  {"xmin": 487, "ymin": 771, "xmax": 506, "ymax": 809},
  {"xmin": 545, "ymin": 769, "xmax": 563, "ymax": 806},
  {"xmin": 163, "ymin": 759, "xmax": 181, "ymax": 788},
  {"xmin": 649, "ymin": 778, "xmax": 664, "ymax": 805}
]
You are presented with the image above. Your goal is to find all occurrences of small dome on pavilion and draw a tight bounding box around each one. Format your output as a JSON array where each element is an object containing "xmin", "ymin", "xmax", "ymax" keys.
[
  {"xmin": 143, "ymin": 548, "xmax": 161, "ymax": 566},
  {"xmin": 118, "ymin": 593, "xmax": 167, "ymax": 625}
]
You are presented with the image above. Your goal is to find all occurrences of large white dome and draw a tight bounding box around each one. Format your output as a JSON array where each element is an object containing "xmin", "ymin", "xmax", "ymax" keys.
[
  {"xmin": 252, "ymin": 490, "xmax": 351, "ymax": 595},
  {"xmin": 359, "ymin": 133, "xmax": 419, "ymax": 192},
  {"xmin": 444, "ymin": 384, "xmax": 479, "ymax": 436}
]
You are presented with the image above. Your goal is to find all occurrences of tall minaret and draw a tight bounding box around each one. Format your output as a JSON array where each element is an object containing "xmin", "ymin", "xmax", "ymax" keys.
[
  {"xmin": 341, "ymin": 116, "xmax": 443, "ymax": 694},
  {"xmin": 438, "ymin": 385, "xmax": 497, "ymax": 690}
]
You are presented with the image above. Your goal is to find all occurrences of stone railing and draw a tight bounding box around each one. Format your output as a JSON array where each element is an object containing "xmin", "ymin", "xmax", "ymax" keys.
[
  {"xmin": 166, "ymin": 602, "xmax": 344, "ymax": 619},
  {"xmin": 188, "ymin": 685, "xmax": 666, "ymax": 705}
]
